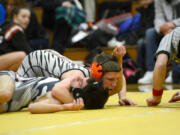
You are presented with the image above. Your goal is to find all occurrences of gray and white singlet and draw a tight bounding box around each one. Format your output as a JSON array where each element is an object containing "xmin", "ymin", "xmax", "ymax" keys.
[{"xmin": 0, "ymin": 71, "xmax": 59, "ymax": 112}]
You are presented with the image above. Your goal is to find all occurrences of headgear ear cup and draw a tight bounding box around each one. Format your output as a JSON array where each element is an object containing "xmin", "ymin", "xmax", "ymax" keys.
[{"xmin": 90, "ymin": 62, "xmax": 103, "ymax": 81}]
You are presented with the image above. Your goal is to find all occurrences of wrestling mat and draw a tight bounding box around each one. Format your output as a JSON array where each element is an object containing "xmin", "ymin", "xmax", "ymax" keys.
[{"xmin": 0, "ymin": 90, "xmax": 180, "ymax": 135}]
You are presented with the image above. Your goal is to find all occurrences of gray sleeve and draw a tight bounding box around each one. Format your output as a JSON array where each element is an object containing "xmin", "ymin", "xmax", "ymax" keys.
[
  {"xmin": 156, "ymin": 27, "xmax": 180, "ymax": 60},
  {"xmin": 154, "ymin": 0, "xmax": 166, "ymax": 33},
  {"xmin": 172, "ymin": 18, "xmax": 180, "ymax": 27}
]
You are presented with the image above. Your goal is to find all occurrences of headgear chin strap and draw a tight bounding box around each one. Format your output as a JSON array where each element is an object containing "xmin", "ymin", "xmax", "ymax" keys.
[{"xmin": 90, "ymin": 62, "xmax": 103, "ymax": 81}]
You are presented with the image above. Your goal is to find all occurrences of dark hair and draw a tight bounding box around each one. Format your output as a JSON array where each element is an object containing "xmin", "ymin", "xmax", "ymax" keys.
[
  {"xmin": 6, "ymin": 0, "xmax": 27, "ymax": 7},
  {"xmin": 166, "ymin": 0, "xmax": 172, "ymax": 3},
  {"xmin": 70, "ymin": 77, "xmax": 109, "ymax": 109},
  {"xmin": 93, "ymin": 52, "xmax": 121, "ymax": 74},
  {"xmin": 10, "ymin": 6, "xmax": 30, "ymax": 20}
]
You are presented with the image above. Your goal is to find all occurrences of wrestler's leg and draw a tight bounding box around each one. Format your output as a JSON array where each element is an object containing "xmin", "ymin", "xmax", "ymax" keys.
[
  {"xmin": 0, "ymin": 75, "xmax": 15, "ymax": 112},
  {"xmin": 0, "ymin": 75, "xmax": 15, "ymax": 103}
]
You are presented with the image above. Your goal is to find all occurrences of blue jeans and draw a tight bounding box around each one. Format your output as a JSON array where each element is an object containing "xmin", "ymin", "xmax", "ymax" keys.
[
  {"xmin": 172, "ymin": 61, "xmax": 180, "ymax": 83},
  {"xmin": 145, "ymin": 28, "xmax": 162, "ymax": 71},
  {"xmin": 137, "ymin": 38, "xmax": 146, "ymax": 71}
]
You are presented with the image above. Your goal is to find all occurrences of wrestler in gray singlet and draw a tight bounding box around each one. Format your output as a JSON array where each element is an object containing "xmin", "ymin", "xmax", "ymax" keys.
[{"xmin": 0, "ymin": 71, "xmax": 59, "ymax": 112}]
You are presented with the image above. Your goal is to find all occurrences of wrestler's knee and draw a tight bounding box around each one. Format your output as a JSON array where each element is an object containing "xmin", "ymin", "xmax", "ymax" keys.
[{"xmin": 0, "ymin": 75, "xmax": 15, "ymax": 102}]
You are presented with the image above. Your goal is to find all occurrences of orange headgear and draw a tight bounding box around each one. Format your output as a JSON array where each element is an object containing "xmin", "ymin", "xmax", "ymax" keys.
[{"xmin": 90, "ymin": 62, "xmax": 103, "ymax": 81}]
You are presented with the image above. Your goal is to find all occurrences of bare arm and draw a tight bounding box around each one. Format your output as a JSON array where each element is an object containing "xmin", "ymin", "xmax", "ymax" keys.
[
  {"xmin": 112, "ymin": 45, "xmax": 126, "ymax": 91},
  {"xmin": 52, "ymin": 76, "xmax": 85, "ymax": 103},
  {"xmin": 118, "ymin": 75, "xmax": 126, "ymax": 98},
  {"xmin": 112, "ymin": 45, "xmax": 136, "ymax": 106},
  {"xmin": 51, "ymin": 78, "xmax": 74, "ymax": 104},
  {"xmin": 28, "ymin": 97, "xmax": 84, "ymax": 114},
  {"xmin": 28, "ymin": 96, "xmax": 65, "ymax": 114}
]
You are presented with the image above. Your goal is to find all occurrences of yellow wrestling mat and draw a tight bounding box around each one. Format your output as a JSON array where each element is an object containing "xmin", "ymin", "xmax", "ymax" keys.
[{"xmin": 0, "ymin": 90, "xmax": 180, "ymax": 135}]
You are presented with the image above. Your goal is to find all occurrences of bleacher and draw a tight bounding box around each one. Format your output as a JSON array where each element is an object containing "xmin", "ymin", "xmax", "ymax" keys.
[{"xmin": 33, "ymin": 0, "xmax": 140, "ymax": 62}]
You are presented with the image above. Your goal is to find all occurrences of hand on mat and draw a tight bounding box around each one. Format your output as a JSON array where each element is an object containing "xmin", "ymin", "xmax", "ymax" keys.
[
  {"xmin": 119, "ymin": 97, "xmax": 137, "ymax": 106},
  {"xmin": 146, "ymin": 96, "xmax": 161, "ymax": 106},
  {"xmin": 64, "ymin": 98, "xmax": 84, "ymax": 110},
  {"xmin": 169, "ymin": 91, "xmax": 180, "ymax": 102},
  {"xmin": 113, "ymin": 45, "xmax": 126, "ymax": 59}
]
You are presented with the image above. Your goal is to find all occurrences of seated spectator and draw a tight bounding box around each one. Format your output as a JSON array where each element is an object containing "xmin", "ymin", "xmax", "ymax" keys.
[
  {"xmin": 138, "ymin": 0, "xmax": 180, "ymax": 84},
  {"xmin": 5, "ymin": 0, "xmax": 49, "ymax": 50},
  {"xmin": 82, "ymin": 0, "xmax": 96, "ymax": 23},
  {"xmin": 40, "ymin": 0, "xmax": 85, "ymax": 53},
  {"xmin": 0, "ymin": 6, "xmax": 33, "ymax": 55},
  {"xmin": 51, "ymin": 0, "xmax": 86, "ymax": 53},
  {"xmin": 136, "ymin": 0, "xmax": 154, "ymax": 72}
]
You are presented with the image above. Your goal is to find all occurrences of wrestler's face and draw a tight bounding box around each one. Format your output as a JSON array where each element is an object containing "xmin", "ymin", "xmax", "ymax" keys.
[
  {"xmin": 13, "ymin": 8, "xmax": 30, "ymax": 29},
  {"xmin": 101, "ymin": 72, "xmax": 120, "ymax": 91}
]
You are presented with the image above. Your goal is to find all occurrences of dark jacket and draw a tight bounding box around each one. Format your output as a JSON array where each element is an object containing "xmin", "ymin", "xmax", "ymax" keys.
[
  {"xmin": 40, "ymin": 0, "xmax": 75, "ymax": 30},
  {"xmin": 0, "ymin": 21, "xmax": 33, "ymax": 55},
  {"xmin": 136, "ymin": 2, "xmax": 155, "ymax": 38}
]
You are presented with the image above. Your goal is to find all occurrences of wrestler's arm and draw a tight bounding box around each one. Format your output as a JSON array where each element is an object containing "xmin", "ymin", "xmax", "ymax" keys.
[
  {"xmin": 51, "ymin": 76, "xmax": 84, "ymax": 104},
  {"xmin": 51, "ymin": 78, "xmax": 74, "ymax": 104},
  {"xmin": 28, "ymin": 96, "xmax": 84, "ymax": 114},
  {"xmin": 113, "ymin": 45, "xmax": 136, "ymax": 106},
  {"xmin": 169, "ymin": 91, "xmax": 180, "ymax": 102},
  {"xmin": 28, "ymin": 98, "xmax": 65, "ymax": 113}
]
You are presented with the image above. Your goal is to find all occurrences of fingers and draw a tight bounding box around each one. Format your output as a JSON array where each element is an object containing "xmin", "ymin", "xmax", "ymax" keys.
[
  {"xmin": 169, "ymin": 92, "xmax": 180, "ymax": 102},
  {"xmin": 73, "ymin": 98, "xmax": 84, "ymax": 110},
  {"xmin": 128, "ymin": 99, "xmax": 137, "ymax": 106},
  {"xmin": 76, "ymin": 98, "xmax": 84, "ymax": 110},
  {"xmin": 119, "ymin": 99, "xmax": 126, "ymax": 106},
  {"xmin": 119, "ymin": 98, "xmax": 137, "ymax": 106},
  {"xmin": 113, "ymin": 45, "xmax": 126, "ymax": 57},
  {"xmin": 146, "ymin": 97, "xmax": 160, "ymax": 106},
  {"xmin": 146, "ymin": 98, "xmax": 155, "ymax": 106}
]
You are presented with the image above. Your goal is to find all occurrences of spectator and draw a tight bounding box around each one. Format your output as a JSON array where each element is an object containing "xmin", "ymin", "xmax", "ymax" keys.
[
  {"xmin": 136, "ymin": 0, "xmax": 154, "ymax": 72},
  {"xmin": 5, "ymin": 0, "xmax": 49, "ymax": 50},
  {"xmin": 82, "ymin": 0, "xmax": 96, "ymax": 23},
  {"xmin": 138, "ymin": 0, "xmax": 180, "ymax": 84},
  {"xmin": 0, "ymin": 6, "xmax": 32, "ymax": 55},
  {"xmin": 51, "ymin": 0, "xmax": 86, "ymax": 53}
]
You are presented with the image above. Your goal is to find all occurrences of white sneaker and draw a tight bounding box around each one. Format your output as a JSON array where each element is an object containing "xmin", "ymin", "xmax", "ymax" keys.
[
  {"xmin": 138, "ymin": 85, "xmax": 152, "ymax": 92},
  {"xmin": 138, "ymin": 71, "xmax": 153, "ymax": 84},
  {"xmin": 165, "ymin": 71, "xmax": 173, "ymax": 83},
  {"xmin": 72, "ymin": 31, "xmax": 88, "ymax": 43},
  {"xmin": 107, "ymin": 37, "xmax": 125, "ymax": 47}
]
